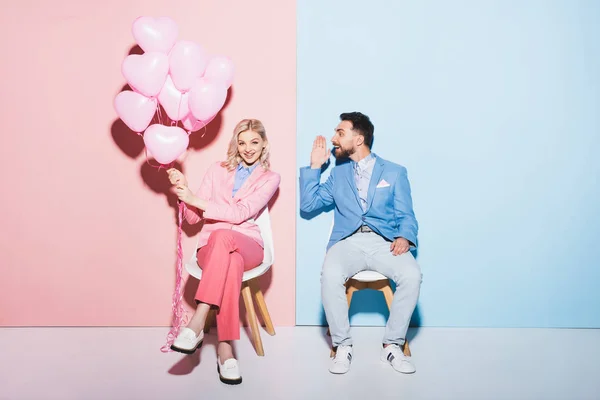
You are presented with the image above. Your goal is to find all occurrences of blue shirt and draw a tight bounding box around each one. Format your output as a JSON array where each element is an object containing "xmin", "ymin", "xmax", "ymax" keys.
[
  {"xmin": 232, "ymin": 163, "xmax": 258, "ymax": 197},
  {"xmin": 352, "ymin": 153, "xmax": 376, "ymax": 212}
]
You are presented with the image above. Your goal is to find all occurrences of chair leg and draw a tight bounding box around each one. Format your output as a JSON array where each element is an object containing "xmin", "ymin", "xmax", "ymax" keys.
[
  {"xmin": 204, "ymin": 308, "xmax": 216, "ymax": 334},
  {"xmin": 346, "ymin": 280, "xmax": 361, "ymax": 305},
  {"xmin": 379, "ymin": 282, "xmax": 394, "ymax": 310},
  {"xmin": 241, "ymin": 282, "xmax": 264, "ymax": 356},
  {"xmin": 403, "ymin": 340, "xmax": 412, "ymax": 357},
  {"xmin": 248, "ymin": 278, "xmax": 275, "ymax": 336}
]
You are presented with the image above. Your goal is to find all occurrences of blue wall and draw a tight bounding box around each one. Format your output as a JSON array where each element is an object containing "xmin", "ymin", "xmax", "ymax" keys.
[{"xmin": 296, "ymin": 0, "xmax": 600, "ymax": 327}]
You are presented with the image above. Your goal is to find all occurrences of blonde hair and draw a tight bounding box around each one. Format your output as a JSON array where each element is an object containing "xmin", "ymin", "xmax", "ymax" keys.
[{"xmin": 221, "ymin": 119, "xmax": 270, "ymax": 171}]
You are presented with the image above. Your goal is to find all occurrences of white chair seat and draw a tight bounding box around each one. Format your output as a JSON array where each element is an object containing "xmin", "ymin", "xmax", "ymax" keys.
[
  {"xmin": 351, "ymin": 270, "xmax": 388, "ymax": 283},
  {"xmin": 185, "ymin": 259, "xmax": 271, "ymax": 282},
  {"xmin": 185, "ymin": 206, "xmax": 275, "ymax": 283}
]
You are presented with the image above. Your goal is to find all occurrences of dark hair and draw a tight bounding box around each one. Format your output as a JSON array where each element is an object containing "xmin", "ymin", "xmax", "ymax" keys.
[{"xmin": 340, "ymin": 112, "xmax": 374, "ymax": 149}]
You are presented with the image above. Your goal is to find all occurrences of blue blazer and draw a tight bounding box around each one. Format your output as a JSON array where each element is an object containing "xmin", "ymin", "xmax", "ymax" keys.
[{"xmin": 299, "ymin": 154, "xmax": 418, "ymax": 251}]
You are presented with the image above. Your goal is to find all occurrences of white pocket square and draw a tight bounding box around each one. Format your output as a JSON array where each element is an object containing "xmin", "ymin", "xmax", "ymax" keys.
[{"xmin": 376, "ymin": 179, "xmax": 390, "ymax": 188}]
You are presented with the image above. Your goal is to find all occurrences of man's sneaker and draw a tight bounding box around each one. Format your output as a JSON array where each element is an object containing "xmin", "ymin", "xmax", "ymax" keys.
[
  {"xmin": 381, "ymin": 344, "xmax": 416, "ymax": 374},
  {"xmin": 329, "ymin": 345, "xmax": 353, "ymax": 374}
]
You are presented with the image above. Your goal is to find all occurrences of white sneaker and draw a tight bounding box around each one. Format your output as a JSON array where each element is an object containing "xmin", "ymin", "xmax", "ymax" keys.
[
  {"xmin": 381, "ymin": 344, "xmax": 416, "ymax": 374},
  {"xmin": 170, "ymin": 328, "xmax": 204, "ymax": 354},
  {"xmin": 217, "ymin": 357, "xmax": 242, "ymax": 385},
  {"xmin": 329, "ymin": 345, "xmax": 353, "ymax": 374}
]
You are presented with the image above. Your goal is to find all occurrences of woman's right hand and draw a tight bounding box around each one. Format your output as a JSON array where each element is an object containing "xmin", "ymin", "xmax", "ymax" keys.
[{"xmin": 167, "ymin": 168, "xmax": 188, "ymax": 187}]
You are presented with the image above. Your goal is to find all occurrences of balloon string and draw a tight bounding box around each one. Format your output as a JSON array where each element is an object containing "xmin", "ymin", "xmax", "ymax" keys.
[
  {"xmin": 160, "ymin": 201, "xmax": 189, "ymax": 353},
  {"xmin": 174, "ymin": 95, "xmax": 183, "ymax": 127},
  {"xmin": 157, "ymin": 103, "xmax": 164, "ymax": 125},
  {"xmin": 141, "ymin": 146, "xmax": 183, "ymax": 352},
  {"xmin": 144, "ymin": 147, "xmax": 175, "ymax": 170},
  {"xmin": 199, "ymin": 123, "xmax": 208, "ymax": 138}
]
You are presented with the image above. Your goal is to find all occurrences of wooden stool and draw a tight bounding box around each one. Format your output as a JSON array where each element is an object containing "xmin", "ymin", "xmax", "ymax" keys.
[{"xmin": 329, "ymin": 272, "xmax": 412, "ymax": 357}]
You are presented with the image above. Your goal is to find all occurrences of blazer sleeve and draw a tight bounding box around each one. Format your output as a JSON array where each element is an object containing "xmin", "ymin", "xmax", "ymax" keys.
[
  {"xmin": 299, "ymin": 166, "xmax": 335, "ymax": 213},
  {"xmin": 202, "ymin": 172, "xmax": 281, "ymax": 224},
  {"xmin": 392, "ymin": 167, "xmax": 419, "ymax": 248},
  {"xmin": 183, "ymin": 163, "xmax": 216, "ymax": 225}
]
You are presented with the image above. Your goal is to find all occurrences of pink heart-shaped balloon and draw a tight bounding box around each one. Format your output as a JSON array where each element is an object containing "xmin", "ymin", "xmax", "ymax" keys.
[
  {"xmin": 203, "ymin": 56, "xmax": 235, "ymax": 89},
  {"xmin": 122, "ymin": 52, "xmax": 169, "ymax": 98},
  {"xmin": 182, "ymin": 113, "xmax": 216, "ymax": 132},
  {"xmin": 114, "ymin": 90, "xmax": 157, "ymax": 132},
  {"xmin": 158, "ymin": 75, "xmax": 190, "ymax": 121},
  {"xmin": 143, "ymin": 125, "xmax": 189, "ymax": 165},
  {"xmin": 132, "ymin": 16, "xmax": 179, "ymax": 54},
  {"xmin": 188, "ymin": 78, "xmax": 227, "ymax": 121},
  {"xmin": 169, "ymin": 41, "xmax": 209, "ymax": 92}
]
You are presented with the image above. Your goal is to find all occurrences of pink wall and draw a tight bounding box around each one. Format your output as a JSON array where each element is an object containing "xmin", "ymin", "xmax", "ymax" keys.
[{"xmin": 0, "ymin": 1, "xmax": 296, "ymax": 326}]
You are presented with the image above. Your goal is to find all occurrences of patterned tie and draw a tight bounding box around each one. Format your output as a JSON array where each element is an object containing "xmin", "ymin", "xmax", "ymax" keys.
[{"xmin": 354, "ymin": 162, "xmax": 367, "ymax": 211}]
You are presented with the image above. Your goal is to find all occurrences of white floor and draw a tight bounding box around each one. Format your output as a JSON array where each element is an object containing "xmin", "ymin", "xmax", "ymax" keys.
[{"xmin": 1, "ymin": 326, "xmax": 599, "ymax": 400}]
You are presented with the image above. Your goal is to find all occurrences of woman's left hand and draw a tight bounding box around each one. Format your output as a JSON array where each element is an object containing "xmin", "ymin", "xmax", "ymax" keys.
[{"xmin": 174, "ymin": 185, "xmax": 196, "ymax": 205}]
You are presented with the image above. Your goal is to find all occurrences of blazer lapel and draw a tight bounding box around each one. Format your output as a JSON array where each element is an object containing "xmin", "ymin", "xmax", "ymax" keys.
[
  {"xmin": 233, "ymin": 164, "xmax": 266, "ymax": 200},
  {"xmin": 365, "ymin": 157, "xmax": 385, "ymax": 212}
]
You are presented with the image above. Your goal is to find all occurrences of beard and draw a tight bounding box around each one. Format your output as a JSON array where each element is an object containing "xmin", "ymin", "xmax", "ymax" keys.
[{"xmin": 334, "ymin": 145, "xmax": 355, "ymax": 159}]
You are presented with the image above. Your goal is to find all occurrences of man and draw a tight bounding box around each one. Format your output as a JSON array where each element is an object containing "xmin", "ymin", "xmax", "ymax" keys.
[{"xmin": 299, "ymin": 112, "xmax": 422, "ymax": 375}]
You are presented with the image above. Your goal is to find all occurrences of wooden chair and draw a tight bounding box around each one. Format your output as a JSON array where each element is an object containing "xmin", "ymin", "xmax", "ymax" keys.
[
  {"xmin": 329, "ymin": 271, "xmax": 411, "ymax": 358},
  {"xmin": 185, "ymin": 206, "xmax": 275, "ymax": 356}
]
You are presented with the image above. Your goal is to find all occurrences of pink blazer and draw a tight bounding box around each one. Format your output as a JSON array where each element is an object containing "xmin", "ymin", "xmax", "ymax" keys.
[{"xmin": 184, "ymin": 161, "xmax": 281, "ymax": 249}]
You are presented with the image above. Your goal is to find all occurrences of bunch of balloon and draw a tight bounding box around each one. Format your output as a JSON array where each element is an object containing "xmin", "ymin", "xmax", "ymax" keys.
[
  {"xmin": 114, "ymin": 16, "xmax": 234, "ymax": 165},
  {"xmin": 113, "ymin": 17, "xmax": 234, "ymax": 352}
]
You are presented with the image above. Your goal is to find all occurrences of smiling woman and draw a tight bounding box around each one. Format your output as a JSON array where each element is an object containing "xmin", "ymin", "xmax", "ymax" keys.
[
  {"xmin": 223, "ymin": 119, "xmax": 271, "ymax": 171},
  {"xmin": 167, "ymin": 118, "xmax": 280, "ymax": 384}
]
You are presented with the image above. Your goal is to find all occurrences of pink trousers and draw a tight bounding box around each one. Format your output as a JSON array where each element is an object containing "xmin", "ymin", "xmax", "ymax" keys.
[{"xmin": 195, "ymin": 229, "xmax": 264, "ymax": 341}]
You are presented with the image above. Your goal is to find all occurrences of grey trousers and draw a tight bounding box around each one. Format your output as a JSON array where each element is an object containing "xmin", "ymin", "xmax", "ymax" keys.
[{"xmin": 321, "ymin": 231, "xmax": 422, "ymax": 347}]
